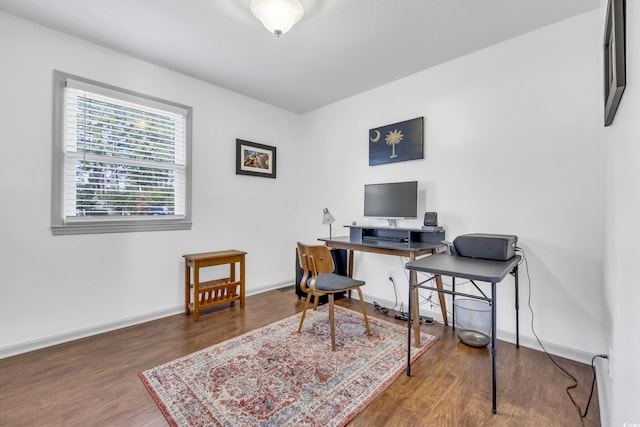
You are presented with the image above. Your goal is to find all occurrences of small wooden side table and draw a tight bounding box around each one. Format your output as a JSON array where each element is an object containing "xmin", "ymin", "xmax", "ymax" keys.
[{"xmin": 183, "ymin": 250, "xmax": 247, "ymax": 321}]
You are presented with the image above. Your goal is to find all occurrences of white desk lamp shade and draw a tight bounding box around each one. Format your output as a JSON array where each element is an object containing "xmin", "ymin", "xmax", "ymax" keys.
[
  {"xmin": 322, "ymin": 208, "xmax": 335, "ymax": 239},
  {"xmin": 250, "ymin": 0, "xmax": 304, "ymax": 36},
  {"xmin": 322, "ymin": 208, "xmax": 335, "ymax": 225}
]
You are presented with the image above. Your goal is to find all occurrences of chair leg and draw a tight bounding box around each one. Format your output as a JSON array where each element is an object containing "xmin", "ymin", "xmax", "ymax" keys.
[
  {"xmin": 298, "ymin": 292, "xmax": 313, "ymax": 333},
  {"xmin": 355, "ymin": 287, "xmax": 372, "ymax": 336},
  {"xmin": 328, "ymin": 293, "xmax": 336, "ymax": 351}
]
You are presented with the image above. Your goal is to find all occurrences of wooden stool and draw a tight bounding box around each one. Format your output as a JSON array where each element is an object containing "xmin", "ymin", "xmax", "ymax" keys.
[{"xmin": 183, "ymin": 250, "xmax": 247, "ymax": 321}]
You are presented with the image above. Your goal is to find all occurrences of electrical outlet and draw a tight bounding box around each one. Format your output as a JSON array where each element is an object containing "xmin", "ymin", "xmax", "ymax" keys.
[{"xmin": 608, "ymin": 346, "xmax": 613, "ymax": 379}]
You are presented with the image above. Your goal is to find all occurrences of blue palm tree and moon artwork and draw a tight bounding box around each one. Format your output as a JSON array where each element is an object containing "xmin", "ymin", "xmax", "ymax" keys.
[{"xmin": 369, "ymin": 117, "xmax": 424, "ymax": 166}]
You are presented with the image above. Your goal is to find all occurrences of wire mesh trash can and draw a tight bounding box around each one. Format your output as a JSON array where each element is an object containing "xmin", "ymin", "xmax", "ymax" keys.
[{"xmin": 454, "ymin": 298, "xmax": 491, "ymax": 348}]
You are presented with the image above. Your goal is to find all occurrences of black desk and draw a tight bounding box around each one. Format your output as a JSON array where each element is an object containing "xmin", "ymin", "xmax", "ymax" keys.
[
  {"xmin": 404, "ymin": 253, "xmax": 521, "ymax": 414},
  {"xmin": 319, "ymin": 232, "xmax": 449, "ymax": 325}
]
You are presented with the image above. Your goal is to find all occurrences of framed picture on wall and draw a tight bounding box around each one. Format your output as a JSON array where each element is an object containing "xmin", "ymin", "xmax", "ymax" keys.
[
  {"xmin": 236, "ymin": 139, "xmax": 277, "ymax": 178},
  {"xmin": 603, "ymin": 0, "xmax": 626, "ymax": 127},
  {"xmin": 369, "ymin": 117, "xmax": 423, "ymax": 166}
]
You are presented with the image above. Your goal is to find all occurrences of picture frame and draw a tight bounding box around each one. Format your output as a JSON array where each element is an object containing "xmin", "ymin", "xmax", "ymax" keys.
[
  {"xmin": 236, "ymin": 139, "xmax": 277, "ymax": 178},
  {"xmin": 603, "ymin": 0, "xmax": 626, "ymax": 127},
  {"xmin": 369, "ymin": 117, "xmax": 423, "ymax": 166}
]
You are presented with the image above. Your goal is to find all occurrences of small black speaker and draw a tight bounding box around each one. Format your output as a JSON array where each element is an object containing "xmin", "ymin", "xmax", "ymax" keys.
[{"xmin": 424, "ymin": 212, "xmax": 438, "ymax": 226}]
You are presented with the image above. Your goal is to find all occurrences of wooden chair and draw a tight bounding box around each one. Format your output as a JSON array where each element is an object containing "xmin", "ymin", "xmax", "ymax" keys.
[{"xmin": 296, "ymin": 242, "xmax": 372, "ymax": 351}]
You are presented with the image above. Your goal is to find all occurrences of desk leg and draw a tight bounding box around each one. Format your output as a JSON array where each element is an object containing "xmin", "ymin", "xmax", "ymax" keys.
[
  {"xmin": 409, "ymin": 253, "xmax": 421, "ymax": 348},
  {"xmin": 436, "ymin": 275, "xmax": 448, "ymax": 326},
  {"xmin": 411, "ymin": 274, "xmax": 421, "ymax": 348},
  {"xmin": 185, "ymin": 261, "xmax": 191, "ymax": 315},
  {"xmin": 491, "ymin": 281, "xmax": 497, "ymax": 414},
  {"xmin": 347, "ymin": 249, "xmax": 354, "ymax": 298}
]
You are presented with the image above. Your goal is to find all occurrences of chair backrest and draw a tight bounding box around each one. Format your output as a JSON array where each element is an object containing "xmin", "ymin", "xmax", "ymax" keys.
[{"xmin": 297, "ymin": 242, "xmax": 335, "ymax": 291}]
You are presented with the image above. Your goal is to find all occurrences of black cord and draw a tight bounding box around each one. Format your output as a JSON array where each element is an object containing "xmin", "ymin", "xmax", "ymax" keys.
[
  {"xmin": 373, "ymin": 301, "xmax": 389, "ymax": 315},
  {"xmin": 373, "ymin": 276, "xmax": 398, "ymax": 316},
  {"xmin": 388, "ymin": 276, "xmax": 399, "ymax": 310},
  {"xmin": 518, "ymin": 246, "xmax": 606, "ymax": 424},
  {"xmin": 520, "ymin": 249, "xmax": 579, "ymax": 412}
]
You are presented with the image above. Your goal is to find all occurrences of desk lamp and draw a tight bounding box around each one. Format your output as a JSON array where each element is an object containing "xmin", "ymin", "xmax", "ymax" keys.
[{"xmin": 322, "ymin": 208, "xmax": 335, "ymax": 239}]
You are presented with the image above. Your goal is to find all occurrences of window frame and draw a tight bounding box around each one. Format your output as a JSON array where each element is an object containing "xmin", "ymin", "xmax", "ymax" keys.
[{"xmin": 51, "ymin": 70, "xmax": 192, "ymax": 235}]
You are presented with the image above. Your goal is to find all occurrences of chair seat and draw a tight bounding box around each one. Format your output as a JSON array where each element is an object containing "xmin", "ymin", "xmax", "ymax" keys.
[{"xmin": 314, "ymin": 273, "xmax": 365, "ymax": 292}]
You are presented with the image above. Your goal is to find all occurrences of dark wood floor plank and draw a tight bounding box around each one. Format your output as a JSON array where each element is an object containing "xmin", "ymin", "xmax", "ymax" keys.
[{"xmin": 0, "ymin": 289, "xmax": 599, "ymax": 426}]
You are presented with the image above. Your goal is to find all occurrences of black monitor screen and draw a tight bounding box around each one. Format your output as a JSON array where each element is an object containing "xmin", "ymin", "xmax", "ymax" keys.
[{"xmin": 364, "ymin": 181, "xmax": 418, "ymax": 218}]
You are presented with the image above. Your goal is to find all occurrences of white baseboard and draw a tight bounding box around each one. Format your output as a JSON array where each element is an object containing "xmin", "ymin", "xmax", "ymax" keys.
[
  {"xmin": 594, "ymin": 357, "xmax": 611, "ymax": 427},
  {"xmin": 0, "ymin": 306, "xmax": 183, "ymax": 359},
  {"xmin": 365, "ymin": 294, "xmax": 597, "ymax": 365},
  {"xmin": 247, "ymin": 281, "xmax": 295, "ymax": 296},
  {"xmin": 1, "ymin": 283, "xmax": 297, "ymax": 360},
  {"xmin": 0, "ymin": 284, "xmax": 603, "ymax": 375}
]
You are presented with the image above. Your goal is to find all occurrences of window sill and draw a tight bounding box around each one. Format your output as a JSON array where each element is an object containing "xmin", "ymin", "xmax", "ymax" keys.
[{"xmin": 51, "ymin": 220, "xmax": 192, "ymax": 236}]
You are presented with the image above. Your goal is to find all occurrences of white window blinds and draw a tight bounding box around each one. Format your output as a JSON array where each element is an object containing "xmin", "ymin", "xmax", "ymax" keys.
[{"xmin": 61, "ymin": 78, "xmax": 187, "ymax": 221}]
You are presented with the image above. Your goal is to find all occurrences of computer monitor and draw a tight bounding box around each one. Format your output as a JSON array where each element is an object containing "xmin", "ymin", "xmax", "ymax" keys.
[{"xmin": 364, "ymin": 181, "xmax": 418, "ymax": 226}]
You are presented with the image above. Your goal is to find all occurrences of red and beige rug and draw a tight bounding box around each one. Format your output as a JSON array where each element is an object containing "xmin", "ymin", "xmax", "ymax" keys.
[{"xmin": 139, "ymin": 305, "xmax": 437, "ymax": 427}]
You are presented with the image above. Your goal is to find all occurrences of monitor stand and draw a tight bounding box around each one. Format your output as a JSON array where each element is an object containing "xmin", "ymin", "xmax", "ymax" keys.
[{"xmin": 387, "ymin": 219, "xmax": 397, "ymax": 227}]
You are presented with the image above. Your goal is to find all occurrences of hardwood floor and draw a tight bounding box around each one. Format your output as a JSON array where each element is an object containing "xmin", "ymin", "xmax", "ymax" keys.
[{"xmin": 0, "ymin": 289, "xmax": 600, "ymax": 426}]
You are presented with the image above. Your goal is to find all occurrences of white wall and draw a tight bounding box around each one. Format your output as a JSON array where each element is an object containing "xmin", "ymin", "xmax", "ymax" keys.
[
  {"xmin": 298, "ymin": 10, "xmax": 606, "ymax": 361},
  {"xmin": 0, "ymin": 12, "xmax": 301, "ymax": 354},
  {"xmin": 602, "ymin": 0, "xmax": 640, "ymax": 424}
]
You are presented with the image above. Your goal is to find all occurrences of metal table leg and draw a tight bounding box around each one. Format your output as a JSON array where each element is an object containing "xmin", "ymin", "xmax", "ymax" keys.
[
  {"xmin": 491, "ymin": 281, "xmax": 497, "ymax": 414},
  {"xmin": 514, "ymin": 265, "xmax": 520, "ymax": 348},
  {"xmin": 406, "ymin": 273, "xmax": 413, "ymax": 376}
]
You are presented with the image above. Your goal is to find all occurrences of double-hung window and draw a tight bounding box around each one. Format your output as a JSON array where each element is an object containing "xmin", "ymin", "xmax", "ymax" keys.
[{"xmin": 51, "ymin": 71, "xmax": 192, "ymax": 235}]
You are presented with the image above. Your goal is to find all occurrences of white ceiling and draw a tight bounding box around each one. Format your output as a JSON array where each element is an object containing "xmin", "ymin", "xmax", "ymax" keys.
[{"xmin": 0, "ymin": 0, "xmax": 600, "ymax": 114}]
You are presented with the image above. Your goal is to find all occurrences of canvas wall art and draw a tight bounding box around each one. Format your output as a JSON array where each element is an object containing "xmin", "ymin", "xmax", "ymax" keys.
[{"xmin": 369, "ymin": 117, "xmax": 423, "ymax": 166}]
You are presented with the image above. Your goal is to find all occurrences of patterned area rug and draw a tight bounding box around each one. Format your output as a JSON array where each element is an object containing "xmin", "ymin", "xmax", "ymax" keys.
[{"xmin": 139, "ymin": 305, "xmax": 437, "ymax": 427}]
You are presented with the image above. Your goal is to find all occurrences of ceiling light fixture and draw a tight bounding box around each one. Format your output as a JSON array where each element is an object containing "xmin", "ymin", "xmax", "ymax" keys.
[{"xmin": 250, "ymin": 0, "xmax": 304, "ymax": 37}]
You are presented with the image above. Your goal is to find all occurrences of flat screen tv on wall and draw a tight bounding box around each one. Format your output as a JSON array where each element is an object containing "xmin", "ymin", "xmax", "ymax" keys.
[{"xmin": 364, "ymin": 181, "xmax": 418, "ymax": 226}]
